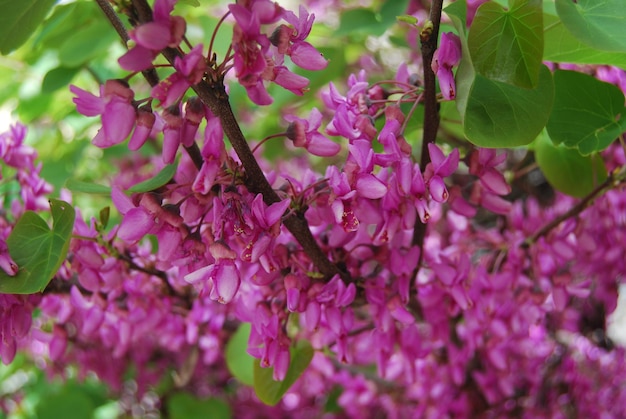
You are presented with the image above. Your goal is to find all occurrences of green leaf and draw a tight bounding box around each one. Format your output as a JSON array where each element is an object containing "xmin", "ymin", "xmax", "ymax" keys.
[
  {"xmin": 58, "ymin": 20, "xmax": 117, "ymax": 67},
  {"xmin": 535, "ymin": 131, "xmax": 607, "ymax": 198},
  {"xmin": 468, "ymin": 0, "xmax": 543, "ymax": 88},
  {"xmin": 42, "ymin": 66, "xmax": 80, "ymax": 94},
  {"xmin": 167, "ymin": 393, "xmax": 231, "ymax": 419},
  {"xmin": 544, "ymin": 12, "xmax": 626, "ymax": 68},
  {"xmin": 335, "ymin": 9, "xmax": 381, "ymax": 36},
  {"xmin": 0, "ymin": 200, "xmax": 75, "ymax": 294},
  {"xmin": 556, "ymin": 0, "xmax": 626, "ymax": 53},
  {"xmin": 65, "ymin": 178, "xmax": 112, "ymax": 195},
  {"xmin": 128, "ymin": 164, "xmax": 178, "ymax": 193},
  {"xmin": 253, "ymin": 340, "xmax": 314, "ymax": 406},
  {"xmin": 225, "ymin": 323, "xmax": 255, "ymax": 386},
  {"xmin": 546, "ymin": 70, "xmax": 626, "ymax": 155},
  {"xmin": 0, "ymin": 0, "xmax": 57, "ymax": 54},
  {"xmin": 463, "ymin": 64, "xmax": 554, "ymax": 148},
  {"xmin": 35, "ymin": 386, "xmax": 95, "ymax": 419}
]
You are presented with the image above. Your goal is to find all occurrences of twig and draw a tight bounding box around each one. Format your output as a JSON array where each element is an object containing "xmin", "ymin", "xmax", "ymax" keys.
[{"xmin": 524, "ymin": 166, "xmax": 626, "ymax": 247}]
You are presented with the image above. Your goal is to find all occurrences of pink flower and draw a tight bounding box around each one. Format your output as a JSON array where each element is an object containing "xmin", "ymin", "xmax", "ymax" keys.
[
  {"xmin": 118, "ymin": 0, "xmax": 186, "ymax": 71},
  {"xmin": 425, "ymin": 143, "xmax": 459, "ymax": 203},
  {"xmin": 185, "ymin": 241, "xmax": 241, "ymax": 304},
  {"xmin": 70, "ymin": 80, "xmax": 136, "ymax": 148},
  {"xmin": 151, "ymin": 44, "xmax": 206, "ymax": 108},
  {"xmin": 286, "ymin": 108, "xmax": 341, "ymax": 156},
  {"xmin": 431, "ymin": 32, "xmax": 461, "ymax": 100},
  {"xmin": 272, "ymin": 5, "xmax": 328, "ymax": 71}
]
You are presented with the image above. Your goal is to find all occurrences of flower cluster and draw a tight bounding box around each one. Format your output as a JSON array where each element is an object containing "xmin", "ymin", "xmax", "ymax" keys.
[{"xmin": 2, "ymin": 0, "xmax": 626, "ymax": 417}]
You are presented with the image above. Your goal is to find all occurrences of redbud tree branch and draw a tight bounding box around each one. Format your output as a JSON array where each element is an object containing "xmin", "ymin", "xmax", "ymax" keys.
[
  {"xmin": 120, "ymin": 0, "xmax": 346, "ymax": 281},
  {"xmin": 411, "ymin": 0, "xmax": 444, "ymax": 258},
  {"xmin": 523, "ymin": 165, "xmax": 626, "ymax": 247}
]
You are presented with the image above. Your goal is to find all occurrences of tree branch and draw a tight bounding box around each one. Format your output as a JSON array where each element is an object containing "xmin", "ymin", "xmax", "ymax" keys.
[
  {"xmin": 411, "ymin": 0, "xmax": 444, "ymax": 259},
  {"xmin": 523, "ymin": 166, "xmax": 626, "ymax": 247},
  {"xmin": 121, "ymin": 0, "xmax": 347, "ymax": 281}
]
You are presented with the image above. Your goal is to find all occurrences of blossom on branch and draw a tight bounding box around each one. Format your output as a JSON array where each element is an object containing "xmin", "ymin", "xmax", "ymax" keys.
[{"xmin": 431, "ymin": 32, "xmax": 461, "ymax": 100}]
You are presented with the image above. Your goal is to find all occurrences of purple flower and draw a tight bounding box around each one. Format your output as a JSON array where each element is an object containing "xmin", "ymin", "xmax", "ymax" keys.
[{"xmin": 431, "ymin": 32, "xmax": 461, "ymax": 100}]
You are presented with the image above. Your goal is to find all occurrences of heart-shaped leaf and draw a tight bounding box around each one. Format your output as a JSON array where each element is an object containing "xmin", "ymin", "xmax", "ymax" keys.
[
  {"xmin": 463, "ymin": 65, "xmax": 554, "ymax": 148},
  {"xmin": 534, "ymin": 131, "xmax": 607, "ymax": 198},
  {"xmin": 547, "ymin": 70, "xmax": 626, "ymax": 155},
  {"xmin": 253, "ymin": 340, "xmax": 314, "ymax": 406},
  {"xmin": 0, "ymin": 200, "xmax": 75, "ymax": 294},
  {"xmin": 469, "ymin": 0, "xmax": 543, "ymax": 88}
]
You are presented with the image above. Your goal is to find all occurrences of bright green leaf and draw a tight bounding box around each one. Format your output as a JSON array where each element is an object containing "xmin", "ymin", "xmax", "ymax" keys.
[
  {"xmin": 556, "ymin": 0, "xmax": 626, "ymax": 53},
  {"xmin": 65, "ymin": 178, "xmax": 112, "ymax": 195},
  {"xmin": 0, "ymin": 0, "xmax": 57, "ymax": 54},
  {"xmin": 463, "ymin": 65, "xmax": 554, "ymax": 148},
  {"xmin": 544, "ymin": 13, "xmax": 626, "ymax": 68},
  {"xmin": 0, "ymin": 200, "xmax": 75, "ymax": 294},
  {"xmin": 546, "ymin": 70, "xmax": 626, "ymax": 155},
  {"xmin": 167, "ymin": 393, "xmax": 232, "ymax": 419},
  {"xmin": 535, "ymin": 131, "xmax": 607, "ymax": 198},
  {"xmin": 58, "ymin": 20, "xmax": 118, "ymax": 67},
  {"xmin": 225, "ymin": 323, "xmax": 255, "ymax": 386},
  {"xmin": 253, "ymin": 340, "xmax": 314, "ymax": 406},
  {"xmin": 469, "ymin": 0, "xmax": 543, "ymax": 88},
  {"xmin": 128, "ymin": 164, "xmax": 178, "ymax": 193},
  {"xmin": 335, "ymin": 9, "xmax": 381, "ymax": 36},
  {"xmin": 36, "ymin": 387, "xmax": 95, "ymax": 419}
]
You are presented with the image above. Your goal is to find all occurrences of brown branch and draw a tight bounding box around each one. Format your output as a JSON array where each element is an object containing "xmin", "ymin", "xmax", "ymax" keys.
[
  {"xmin": 411, "ymin": 0, "xmax": 445, "ymax": 265},
  {"xmin": 123, "ymin": 0, "xmax": 347, "ymax": 281},
  {"xmin": 523, "ymin": 166, "xmax": 626, "ymax": 247}
]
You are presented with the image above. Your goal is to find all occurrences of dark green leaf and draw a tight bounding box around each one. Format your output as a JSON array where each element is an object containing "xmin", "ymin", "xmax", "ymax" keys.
[
  {"xmin": 254, "ymin": 340, "xmax": 314, "ymax": 406},
  {"xmin": 0, "ymin": 200, "xmax": 75, "ymax": 294},
  {"xmin": 469, "ymin": 0, "xmax": 543, "ymax": 88},
  {"xmin": 225, "ymin": 323, "xmax": 255, "ymax": 386},
  {"xmin": 546, "ymin": 70, "xmax": 626, "ymax": 155},
  {"xmin": 167, "ymin": 393, "xmax": 231, "ymax": 419},
  {"xmin": 0, "ymin": 0, "xmax": 57, "ymax": 54},
  {"xmin": 42, "ymin": 66, "xmax": 80, "ymax": 94},
  {"xmin": 556, "ymin": 0, "xmax": 626, "ymax": 53},
  {"xmin": 65, "ymin": 178, "xmax": 112, "ymax": 195},
  {"xmin": 535, "ymin": 131, "xmax": 607, "ymax": 198},
  {"xmin": 463, "ymin": 65, "xmax": 554, "ymax": 147},
  {"xmin": 129, "ymin": 164, "xmax": 178, "ymax": 193}
]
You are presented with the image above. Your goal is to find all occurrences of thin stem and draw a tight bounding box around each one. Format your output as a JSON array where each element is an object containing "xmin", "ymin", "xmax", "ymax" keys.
[
  {"xmin": 251, "ymin": 132, "xmax": 287, "ymax": 154},
  {"xmin": 95, "ymin": 0, "xmax": 129, "ymax": 43}
]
